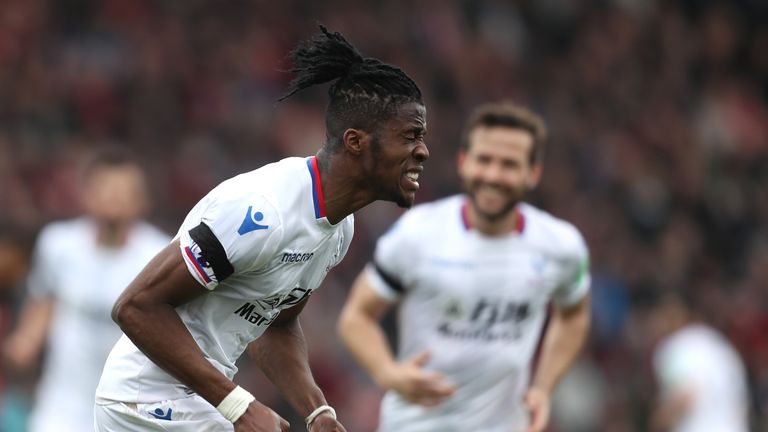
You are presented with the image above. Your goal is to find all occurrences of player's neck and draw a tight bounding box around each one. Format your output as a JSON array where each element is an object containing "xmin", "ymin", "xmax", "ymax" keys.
[
  {"xmin": 94, "ymin": 221, "xmax": 130, "ymax": 248},
  {"xmin": 315, "ymin": 150, "xmax": 375, "ymax": 224},
  {"xmin": 467, "ymin": 205, "xmax": 521, "ymax": 237}
]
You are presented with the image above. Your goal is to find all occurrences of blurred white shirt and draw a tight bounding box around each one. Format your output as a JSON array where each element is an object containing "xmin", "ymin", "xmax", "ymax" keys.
[
  {"xmin": 96, "ymin": 156, "xmax": 353, "ymax": 404},
  {"xmin": 367, "ymin": 195, "xmax": 590, "ymax": 432},
  {"xmin": 27, "ymin": 217, "xmax": 169, "ymax": 432},
  {"xmin": 653, "ymin": 323, "xmax": 750, "ymax": 432}
]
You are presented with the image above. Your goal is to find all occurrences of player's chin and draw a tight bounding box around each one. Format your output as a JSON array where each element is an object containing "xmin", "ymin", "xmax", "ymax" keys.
[
  {"xmin": 470, "ymin": 197, "xmax": 516, "ymax": 220},
  {"xmin": 395, "ymin": 190, "xmax": 415, "ymax": 208},
  {"xmin": 392, "ymin": 180, "xmax": 418, "ymax": 208},
  {"xmin": 472, "ymin": 197, "xmax": 506, "ymax": 216}
]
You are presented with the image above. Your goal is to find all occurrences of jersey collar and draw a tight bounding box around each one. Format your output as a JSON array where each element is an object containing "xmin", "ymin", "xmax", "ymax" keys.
[
  {"xmin": 461, "ymin": 199, "xmax": 525, "ymax": 234},
  {"xmin": 307, "ymin": 156, "xmax": 327, "ymax": 219}
]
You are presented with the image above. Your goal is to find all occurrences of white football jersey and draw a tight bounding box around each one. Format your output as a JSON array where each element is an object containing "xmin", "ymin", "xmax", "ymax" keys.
[
  {"xmin": 96, "ymin": 156, "xmax": 354, "ymax": 403},
  {"xmin": 653, "ymin": 324, "xmax": 749, "ymax": 432},
  {"xmin": 366, "ymin": 195, "xmax": 590, "ymax": 432},
  {"xmin": 26, "ymin": 218, "xmax": 169, "ymax": 432}
]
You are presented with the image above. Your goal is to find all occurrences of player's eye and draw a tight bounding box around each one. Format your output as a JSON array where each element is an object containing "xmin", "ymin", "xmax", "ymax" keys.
[{"xmin": 476, "ymin": 155, "xmax": 492, "ymax": 164}]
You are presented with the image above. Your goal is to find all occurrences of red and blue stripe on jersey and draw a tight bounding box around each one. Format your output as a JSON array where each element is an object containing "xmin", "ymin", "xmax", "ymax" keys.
[
  {"xmin": 183, "ymin": 246, "xmax": 212, "ymax": 284},
  {"xmin": 307, "ymin": 156, "xmax": 327, "ymax": 219}
]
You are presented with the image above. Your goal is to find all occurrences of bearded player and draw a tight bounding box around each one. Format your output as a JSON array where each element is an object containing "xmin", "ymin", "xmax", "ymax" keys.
[{"xmin": 338, "ymin": 101, "xmax": 590, "ymax": 432}]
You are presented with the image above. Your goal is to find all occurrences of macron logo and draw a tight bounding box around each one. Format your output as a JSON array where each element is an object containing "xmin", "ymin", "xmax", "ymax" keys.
[
  {"xmin": 238, "ymin": 206, "xmax": 269, "ymax": 235},
  {"xmin": 149, "ymin": 408, "xmax": 172, "ymax": 420}
]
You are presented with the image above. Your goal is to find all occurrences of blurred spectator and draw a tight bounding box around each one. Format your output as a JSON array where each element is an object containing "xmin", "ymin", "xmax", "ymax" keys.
[{"xmin": 2, "ymin": 147, "xmax": 169, "ymax": 432}]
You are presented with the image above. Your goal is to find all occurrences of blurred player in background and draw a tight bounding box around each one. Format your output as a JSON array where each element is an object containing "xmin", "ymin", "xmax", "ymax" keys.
[
  {"xmin": 338, "ymin": 101, "xmax": 591, "ymax": 432},
  {"xmin": 649, "ymin": 291, "xmax": 750, "ymax": 432},
  {"xmin": 2, "ymin": 147, "xmax": 170, "ymax": 432},
  {"xmin": 0, "ymin": 227, "xmax": 34, "ymax": 431},
  {"xmin": 94, "ymin": 26, "xmax": 427, "ymax": 432}
]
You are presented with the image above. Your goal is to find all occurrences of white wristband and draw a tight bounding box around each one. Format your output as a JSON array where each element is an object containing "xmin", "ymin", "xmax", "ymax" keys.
[
  {"xmin": 304, "ymin": 405, "xmax": 336, "ymax": 429},
  {"xmin": 216, "ymin": 386, "xmax": 255, "ymax": 423}
]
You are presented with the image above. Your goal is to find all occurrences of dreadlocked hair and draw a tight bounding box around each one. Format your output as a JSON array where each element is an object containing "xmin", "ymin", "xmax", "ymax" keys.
[{"xmin": 280, "ymin": 25, "xmax": 423, "ymax": 151}]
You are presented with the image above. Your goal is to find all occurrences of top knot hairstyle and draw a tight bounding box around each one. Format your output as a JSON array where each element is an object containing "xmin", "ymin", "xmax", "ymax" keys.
[{"xmin": 280, "ymin": 25, "xmax": 423, "ymax": 151}]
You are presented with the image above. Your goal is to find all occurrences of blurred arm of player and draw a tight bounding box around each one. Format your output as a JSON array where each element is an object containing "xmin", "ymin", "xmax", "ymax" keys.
[
  {"xmin": 246, "ymin": 298, "xmax": 346, "ymax": 432},
  {"xmin": 112, "ymin": 240, "xmax": 290, "ymax": 432},
  {"xmin": 525, "ymin": 294, "xmax": 591, "ymax": 432},
  {"xmin": 651, "ymin": 387, "xmax": 694, "ymax": 431},
  {"xmin": 337, "ymin": 271, "xmax": 457, "ymax": 407},
  {"xmin": 3, "ymin": 296, "xmax": 53, "ymax": 372}
]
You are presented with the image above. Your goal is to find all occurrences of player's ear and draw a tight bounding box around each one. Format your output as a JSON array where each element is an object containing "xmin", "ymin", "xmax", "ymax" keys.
[
  {"xmin": 342, "ymin": 128, "xmax": 369, "ymax": 156},
  {"xmin": 526, "ymin": 163, "xmax": 543, "ymax": 189},
  {"xmin": 456, "ymin": 150, "xmax": 467, "ymax": 176}
]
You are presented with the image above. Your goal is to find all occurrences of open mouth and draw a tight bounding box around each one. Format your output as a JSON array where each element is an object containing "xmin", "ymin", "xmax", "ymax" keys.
[{"xmin": 402, "ymin": 170, "xmax": 421, "ymax": 191}]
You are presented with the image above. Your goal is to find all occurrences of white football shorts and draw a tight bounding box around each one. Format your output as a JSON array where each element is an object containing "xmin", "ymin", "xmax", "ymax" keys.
[{"xmin": 94, "ymin": 394, "xmax": 233, "ymax": 431}]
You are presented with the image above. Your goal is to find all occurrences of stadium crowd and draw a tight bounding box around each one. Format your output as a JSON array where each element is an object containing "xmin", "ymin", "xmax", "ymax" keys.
[{"xmin": 1, "ymin": 0, "xmax": 767, "ymax": 430}]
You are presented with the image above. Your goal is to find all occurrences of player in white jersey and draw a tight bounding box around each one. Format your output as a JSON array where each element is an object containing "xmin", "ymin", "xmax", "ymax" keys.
[
  {"xmin": 338, "ymin": 101, "xmax": 591, "ymax": 432},
  {"xmin": 3, "ymin": 148, "xmax": 170, "ymax": 432},
  {"xmin": 649, "ymin": 291, "xmax": 750, "ymax": 432},
  {"xmin": 94, "ymin": 26, "xmax": 429, "ymax": 432}
]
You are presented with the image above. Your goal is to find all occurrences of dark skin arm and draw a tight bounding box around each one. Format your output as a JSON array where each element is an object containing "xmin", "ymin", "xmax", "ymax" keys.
[
  {"xmin": 247, "ymin": 299, "xmax": 346, "ymax": 431},
  {"xmin": 112, "ymin": 240, "xmax": 289, "ymax": 431}
]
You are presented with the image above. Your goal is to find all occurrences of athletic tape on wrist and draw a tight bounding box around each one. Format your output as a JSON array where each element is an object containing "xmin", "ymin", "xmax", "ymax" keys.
[
  {"xmin": 216, "ymin": 386, "xmax": 255, "ymax": 423},
  {"xmin": 305, "ymin": 405, "xmax": 336, "ymax": 429}
]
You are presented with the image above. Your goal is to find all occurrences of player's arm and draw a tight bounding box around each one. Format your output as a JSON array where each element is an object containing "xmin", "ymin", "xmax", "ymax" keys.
[
  {"xmin": 246, "ymin": 299, "xmax": 346, "ymax": 431},
  {"xmin": 112, "ymin": 240, "xmax": 288, "ymax": 431},
  {"xmin": 2, "ymin": 296, "xmax": 53, "ymax": 371},
  {"xmin": 337, "ymin": 270, "xmax": 456, "ymax": 406},
  {"xmin": 651, "ymin": 388, "xmax": 694, "ymax": 431},
  {"xmin": 525, "ymin": 293, "xmax": 591, "ymax": 432},
  {"xmin": 4, "ymin": 227, "xmax": 56, "ymax": 371}
]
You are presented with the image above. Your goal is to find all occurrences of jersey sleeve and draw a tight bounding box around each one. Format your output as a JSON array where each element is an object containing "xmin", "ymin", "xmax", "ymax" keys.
[
  {"xmin": 366, "ymin": 214, "xmax": 419, "ymax": 302},
  {"xmin": 26, "ymin": 225, "xmax": 60, "ymax": 299},
  {"xmin": 177, "ymin": 192, "xmax": 284, "ymax": 290},
  {"xmin": 653, "ymin": 341, "xmax": 694, "ymax": 396},
  {"xmin": 552, "ymin": 227, "xmax": 591, "ymax": 308}
]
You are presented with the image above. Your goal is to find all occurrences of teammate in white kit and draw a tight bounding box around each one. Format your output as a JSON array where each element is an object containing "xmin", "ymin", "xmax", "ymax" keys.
[
  {"xmin": 649, "ymin": 291, "xmax": 750, "ymax": 432},
  {"xmin": 3, "ymin": 148, "xmax": 169, "ymax": 432},
  {"xmin": 94, "ymin": 26, "xmax": 428, "ymax": 432},
  {"xmin": 338, "ymin": 101, "xmax": 591, "ymax": 432}
]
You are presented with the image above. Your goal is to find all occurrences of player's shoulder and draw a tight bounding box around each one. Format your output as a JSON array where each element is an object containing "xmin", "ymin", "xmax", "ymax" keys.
[
  {"xmin": 211, "ymin": 157, "xmax": 306, "ymax": 201},
  {"xmin": 520, "ymin": 203, "xmax": 587, "ymax": 256},
  {"xmin": 200, "ymin": 157, "xmax": 311, "ymax": 228},
  {"xmin": 36, "ymin": 217, "xmax": 92, "ymax": 247},
  {"xmin": 655, "ymin": 324, "xmax": 709, "ymax": 364}
]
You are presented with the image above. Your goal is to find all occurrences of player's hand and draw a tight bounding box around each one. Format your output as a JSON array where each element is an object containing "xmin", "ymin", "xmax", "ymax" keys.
[
  {"xmin": 309, "ymin": 412, "xmax": 347, "ymax": 431},
  {"xmin": 381, "ymin": 350, "xmax": 456, "ymax": 407},
  {"xmin": 233, "ymin": 400, "xmax": 290, "ymax": 432},
  {"xmin": 524, "ymin": 386, "xmax": 551, "ymax": 432}
]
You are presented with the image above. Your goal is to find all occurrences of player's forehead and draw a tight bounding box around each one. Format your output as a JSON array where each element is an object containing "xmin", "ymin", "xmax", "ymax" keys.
[
  {"xmin": 467, "ymin": 126, "xmax": 532, "ymax": 156},
  {"xmin": 86, "ymin": 164, "xmax": 143, "ymax": 181},
  {"xmin": 386, "ymin": 102, "xmax": 427, "ymax": 133},
  {"xmin": 83, "ymin": 165, "xmax": 147, "ymax": 195}
]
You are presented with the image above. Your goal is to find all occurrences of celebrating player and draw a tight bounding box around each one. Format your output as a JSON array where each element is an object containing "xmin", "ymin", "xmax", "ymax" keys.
[
  {"xmin": 3, "ymin": 147, "xmax": 169, "ymax": 432},
  {"xmin": 338, "ymin": 101, "xmax": 591, "ymax": 432},
  {"xmin": 93, "ymin": 26, "xmax": 427, "ymax": 432}
]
